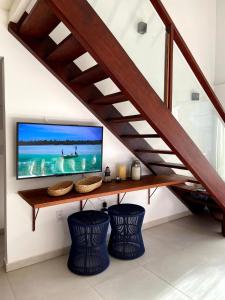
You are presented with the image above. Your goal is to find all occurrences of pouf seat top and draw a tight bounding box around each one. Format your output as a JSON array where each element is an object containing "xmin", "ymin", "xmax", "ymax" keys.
[
  {"xmin": 68, "ymin": 210, "xmax": 109, "ymax": 226},
  {"xmin": 108, "ymin": 203, "xmax": 145, "ymax": 216}
]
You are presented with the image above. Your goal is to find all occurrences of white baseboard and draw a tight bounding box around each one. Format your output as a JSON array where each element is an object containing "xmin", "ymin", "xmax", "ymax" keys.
[
  {"xmin": 142, "ymin": 211, "xmax": 191, "ymax": 230},
  {"xmin": 6, "ymin": 247, "xmax": 69, "ymax": 272},
  {"xmin": 6, "ymin": 211, "xmax": 191, "ymax": 272}
]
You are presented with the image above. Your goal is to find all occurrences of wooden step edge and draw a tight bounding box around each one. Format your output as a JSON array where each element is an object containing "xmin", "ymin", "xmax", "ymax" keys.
[
  {"xmin": 148, "ymin": 162, "xmax": 187, "ymax": 170},
  {"xmin": 185, "ymin": 176, "xmax": 199, "ymax": 183},
  {"xmin": 135, "ymin": 149, "xmax": 174, "ymax": 154},
  {"xmin": 70, "ymin": 65, "xmax": 107, "ymax": 85},
  {"xmin": 90, "ymin": 92, "xmax": 127, "ymax": 105},
  {"xmin": 46, "ymin": 34, "xmax": 86, "ymax": 63},
  {"xmin": 19, "ymin": 0, "xmax": 60, "ymax": 38},
  {"xmin": 120, "ymin": 134, "xmax": 160, "ymax": 139},
  {"xmin": 106, "ymin": 114, "xmax": 144, "ymax": 123}
]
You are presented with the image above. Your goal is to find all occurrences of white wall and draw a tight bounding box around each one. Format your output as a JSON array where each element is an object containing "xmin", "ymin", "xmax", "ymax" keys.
[
  {"xmin": 0, "ymin": 4, "xmax": 190, "ymax": 268},
  {"xmin": 214, "ymin": 1, "xmax": 225, "ymax": 180},
  {"xmin": 215, "ymin": 0, "xmax": 225, "ymax": 115},
  {"xmin": 163, "ymin": 0, "xmax": 216, "ymax": 85},
  {"xmin": 215, "ymin": 0, "xmax": 225, "ymax": 86}
]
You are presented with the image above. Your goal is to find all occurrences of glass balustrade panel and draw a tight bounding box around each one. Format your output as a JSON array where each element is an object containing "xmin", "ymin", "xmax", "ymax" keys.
[
  {"xmin": 173, "ymin": 43, "xmax": 225, "ymax": 181},
  {"xmin": 87, "ymin": 0, "xmax": 166, "ymax": 101}
]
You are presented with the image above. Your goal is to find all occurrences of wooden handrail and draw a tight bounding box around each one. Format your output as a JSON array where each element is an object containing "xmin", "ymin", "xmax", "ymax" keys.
[{"xmin": 150, "ymin": 0, "xmax": 225, "ymax": 123}]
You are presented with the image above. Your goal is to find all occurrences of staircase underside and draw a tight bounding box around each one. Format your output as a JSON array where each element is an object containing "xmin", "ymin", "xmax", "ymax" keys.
[{"xmin": 8, "ymin": 0, "xmax": 225, "ymax": 218}]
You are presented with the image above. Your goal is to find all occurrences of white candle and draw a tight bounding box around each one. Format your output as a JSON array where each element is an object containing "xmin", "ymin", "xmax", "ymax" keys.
[{"xmin": 118, "ymin": 164, "xmax": 127, "ymax": 180}]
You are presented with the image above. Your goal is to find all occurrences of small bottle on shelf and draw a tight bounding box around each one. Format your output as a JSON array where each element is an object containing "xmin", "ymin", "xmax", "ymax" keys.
[{"xmin": 103, "ymin": 166, "xmax": 112, "ymax": 183}]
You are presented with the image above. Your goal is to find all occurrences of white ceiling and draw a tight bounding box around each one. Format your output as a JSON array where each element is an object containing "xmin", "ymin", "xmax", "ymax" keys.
[{"xmin": 0, "ymin": 0, "xmax": 14, "ymax": 10}]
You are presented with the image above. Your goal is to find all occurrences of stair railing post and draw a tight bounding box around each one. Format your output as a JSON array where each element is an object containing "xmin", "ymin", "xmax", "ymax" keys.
[{"xmin": 164, "ymin": 24, "xmax": 174, "ymax": 111}]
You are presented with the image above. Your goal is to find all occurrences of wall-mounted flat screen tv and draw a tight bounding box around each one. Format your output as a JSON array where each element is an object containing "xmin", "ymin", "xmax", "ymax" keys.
[{"xmin": 17, "ymin": 122, "xmax": 103, "ymax": 179}]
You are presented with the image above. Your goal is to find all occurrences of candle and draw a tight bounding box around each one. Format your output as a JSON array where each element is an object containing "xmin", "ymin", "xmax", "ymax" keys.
[{"xmin": 118, "ymin": 164, "xmax": 127, "ymax": 180}]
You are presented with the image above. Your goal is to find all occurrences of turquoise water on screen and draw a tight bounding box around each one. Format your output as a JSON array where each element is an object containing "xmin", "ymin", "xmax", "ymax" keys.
[{"xmin": 18, "ymin": 144, "xmax": 102, "ymax": 178}]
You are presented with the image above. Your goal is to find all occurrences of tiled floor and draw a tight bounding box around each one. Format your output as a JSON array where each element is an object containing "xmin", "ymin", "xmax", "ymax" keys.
[{"xmin": 1, "ymin": 213, "xmax": 225, "ymax": 300}]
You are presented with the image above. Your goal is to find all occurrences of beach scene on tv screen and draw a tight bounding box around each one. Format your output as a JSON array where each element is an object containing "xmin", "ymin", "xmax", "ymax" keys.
[{"xmin": 17, "ymin": 123, "xmax": 103, "ymax": 179}]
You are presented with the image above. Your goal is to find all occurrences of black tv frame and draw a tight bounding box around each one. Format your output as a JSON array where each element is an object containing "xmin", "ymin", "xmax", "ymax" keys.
[{"xmin": 16, "ymin": 122, "xmax": 103, "ymax": 180}]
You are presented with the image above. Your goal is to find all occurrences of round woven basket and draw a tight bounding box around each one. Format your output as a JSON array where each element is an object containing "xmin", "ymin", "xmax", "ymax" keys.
[
  {"xmin": 47, "ymin": 181, "xmax": 74, "ymax": 197},
  {"xmin": 75, "ymin": 176, "xmax": 102, "ymax": 193}
]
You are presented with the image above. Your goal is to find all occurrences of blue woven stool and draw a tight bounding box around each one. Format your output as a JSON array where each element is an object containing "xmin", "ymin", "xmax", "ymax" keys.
[
  {"xmin": 108, "ymin": 204, "xmax": 145, "ymax": 260},
  {"xmin": 67, "ymin": 210, "xmax": 110, "ymax": 275}
]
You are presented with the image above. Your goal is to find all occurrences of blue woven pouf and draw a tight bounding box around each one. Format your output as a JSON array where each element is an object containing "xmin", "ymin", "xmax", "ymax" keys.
[
  {"xmin": 108, "ymin": 204, "xmax": 145, "ymax": 260},
  {"xmin": 67, "ymin": 210, "xmax": 110, "ymax": 275}
]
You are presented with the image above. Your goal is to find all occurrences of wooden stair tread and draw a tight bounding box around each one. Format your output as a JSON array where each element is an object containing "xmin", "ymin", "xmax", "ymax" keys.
[
  {"xmin": 19, "ymin": 0, "xmax": 60, "ymax": 38},
  {"xmin": 70, "ymin": 65, "xmax": 107, "ymax": 85},
  {"xmin": 47, "ymin": 34, "xmax": 86, "ymax": 63},
  {"xmin": 185, "ymin": 176, "xmax": 199, "ymax": 183},
  {"xmin": 135, "ymin": 149, "xmax": 174, "ymax": 154},
  {"xmin": 149, "ymin": 162, "xmax": 187, "ymax": 170},
  {"xmin": 107, "ymin": 115, "xmax": 144, "ymax": 123},
  {"xmin": 90, "ymin": 92, "xmax": 127, "ymax": 105},
  {"xmin": 121, "ymin": 134, "xmax": 160, "ymax": 138}
]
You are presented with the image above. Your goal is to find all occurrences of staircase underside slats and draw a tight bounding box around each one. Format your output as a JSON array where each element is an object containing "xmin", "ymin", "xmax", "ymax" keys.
[
  {"xmin": 121, "ymin": 134, "xmax": 160, "ymax": 139},
  {"xmin": 149, "ymin": 162, "xmax": 187, "ymax": 170},
  {"xmin": 70, "ymin": 65, "xmax": 107, "ymax": 85},
  {"xmin": 135, "ymin": 149, "xmax": 174, "ymax": 154},
  {"xmin": 107, "ymin": 115, "xmax": 144, "ymax": 123},
  {"xmin": 19, "ymin": 0, "xmax": 60, "ymax": 38},
  {"xmin": 47, "ymin": 34, "xmax": 86, "ymax": 63},
  {"xmin": 90, "ymin": 92, "xmax": 127, "ymax": 105}
]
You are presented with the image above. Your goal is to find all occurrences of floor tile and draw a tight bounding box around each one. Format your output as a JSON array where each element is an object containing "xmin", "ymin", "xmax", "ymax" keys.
[
  {"xmin": 0, "ymin": 271, "xmax": 16, "ymax": 300},
  {"xmin": 172, "ymin": 213, "xmax": 220, "ymax": 232},
  {"xmin": 7, "ymin": 255, "xmax": 91, "ymax": 300},
  {"xmin": 172, "ymin": 261, "xmax": 225, "ymax": 300},
  {"xmin": 46, "ymin": 286, "xmax": 103, "ymax": 300},
  {"xmin": 136, "ymin": 233, "xmax": 183, "ymax": 266},
  {"xmin": 145, "ymin": 221, "xmax": 214, "ymax": 249},
  {"xmin": 95, "ymin": 266, "xmax": 190, "ymax": 300},
  {"xmin": 143, "ymin": 247, "xmax": 207, "ymax": 285},
  {"xmin": 87, "ymin": 255, "xmax": 140, "ymax": 287}
]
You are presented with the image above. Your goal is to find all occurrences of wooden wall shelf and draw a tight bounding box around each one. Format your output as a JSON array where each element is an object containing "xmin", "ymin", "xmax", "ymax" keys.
[{"xmin": 18, "ymin": 175, "xmax": 188, "ymax": 231}]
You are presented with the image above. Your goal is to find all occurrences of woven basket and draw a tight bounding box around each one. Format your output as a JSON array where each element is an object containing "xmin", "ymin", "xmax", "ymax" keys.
[
  {"xmin": 47, "ymin": 181, "xmax": 74, "ymax": 197},
  {"xmin": 75, "ymin": 176, "xmax": 102, "ymax": 193}
]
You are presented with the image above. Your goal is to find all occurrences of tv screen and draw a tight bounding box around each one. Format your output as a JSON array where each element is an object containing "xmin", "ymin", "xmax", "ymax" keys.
[{"xmin": 17, "ymin": 122, "xmax": 103, "ymax": 179}]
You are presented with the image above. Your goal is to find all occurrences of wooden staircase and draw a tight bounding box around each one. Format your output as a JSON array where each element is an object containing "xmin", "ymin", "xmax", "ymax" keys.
[{"xmin": 8, "ymin": 0, "xmax": 225, "ymax": 226}]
